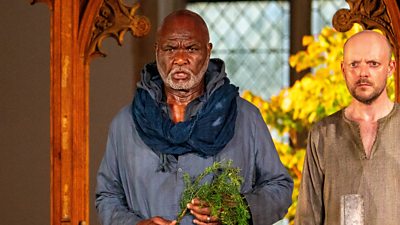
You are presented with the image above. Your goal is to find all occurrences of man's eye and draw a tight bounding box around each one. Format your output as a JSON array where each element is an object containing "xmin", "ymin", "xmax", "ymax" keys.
[
  {"xmin": 370, "ymin": 62, "xmax": 379, "ymax": 67},
  {"xmin": 350, "ymin": 63, "xmax": 358, "ymax": 67}
]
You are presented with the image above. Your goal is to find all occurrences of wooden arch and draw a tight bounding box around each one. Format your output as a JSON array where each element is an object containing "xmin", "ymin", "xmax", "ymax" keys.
[
  {"xmin": 30, "ymin": 0, "xmax": 150, "ymax": 224},
  {"xmin": 333, "ymin": 0, "xmax": 400, "ymax": 102},
  {"xmin": 30, "ymin": 0, "xmax": 400, "ymax": 225}
]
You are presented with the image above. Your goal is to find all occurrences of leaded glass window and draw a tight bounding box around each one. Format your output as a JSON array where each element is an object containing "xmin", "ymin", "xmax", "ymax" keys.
[
  {"xmin": 312, "ymin": 0, "xmax": 349, "ymax": 33},
  {"xmin": 187, "ymin": 1, "xmax": 290, "ymax": 100},
  {"xmin": 187, "ymin": 0, "xmax": 349, "ymax": 100}
]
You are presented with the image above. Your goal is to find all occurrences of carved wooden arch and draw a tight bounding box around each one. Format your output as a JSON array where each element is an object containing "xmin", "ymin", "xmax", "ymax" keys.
[
  {"xmin": 30, "ymin": 0, "xmax": 150, "ymax": 224},
  {"xmin": 333, "ymin": 0, "xmax": 400, "ymax": 102},
  {"xmin": 30, "ymin": 0, "xmax": 400, "ymax": 224}
]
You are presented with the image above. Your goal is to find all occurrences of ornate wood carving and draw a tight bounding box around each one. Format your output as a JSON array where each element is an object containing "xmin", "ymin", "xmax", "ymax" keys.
[
  {"xmin": 30, "ymin": 0, "xmax": 399, "ymax": 224},
  {"xmin": 30, "ymin": 0, "xmax": 150, "ymax": 224},
  {"xmin": 333, "ymin": 0, "xmax": 400, "ymax": 102},
  {"xmin": 88, "ymin": 0, "xmax": 151, "ymax": 58}
]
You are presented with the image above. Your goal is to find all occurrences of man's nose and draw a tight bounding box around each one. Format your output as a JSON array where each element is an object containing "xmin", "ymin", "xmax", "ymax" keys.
[
  {"xmin": 358, "ymin": 64, "xmax": 369, "ymax": 77},
  {"xmin": 173, "ymin": 50, "xmax": 188, "ymax": 66}
]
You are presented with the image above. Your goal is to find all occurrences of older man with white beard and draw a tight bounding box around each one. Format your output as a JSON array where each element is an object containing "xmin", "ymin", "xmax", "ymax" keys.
[{"xmin": 95, "ymin": 9, "xmax": 293, "ymax": 225}]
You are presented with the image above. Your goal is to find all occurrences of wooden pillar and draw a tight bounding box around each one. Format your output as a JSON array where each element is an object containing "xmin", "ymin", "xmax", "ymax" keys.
[
  {"xmin": 30, "ymin": 0, "xmax": 150, "ymax": 224},
  {"xmin": 29, "ymin": 0, "xmax": 90, "ymax": 224},
  {"xmin": 289, "ymin": 0, "xmax": 311, "ymax": 148},
  {"xmin": 384, "ymin": 0, "xmax": 400, "ymax": 102},
  {"xmin": 290, "ymin": 0, "xmax": 311, "ymax": 86}
]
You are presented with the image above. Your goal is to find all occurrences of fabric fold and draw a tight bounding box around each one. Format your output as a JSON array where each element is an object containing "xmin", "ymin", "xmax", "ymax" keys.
[{"xmin": 131, "ymin": 59, "xmax": 239, "ymax": 171}]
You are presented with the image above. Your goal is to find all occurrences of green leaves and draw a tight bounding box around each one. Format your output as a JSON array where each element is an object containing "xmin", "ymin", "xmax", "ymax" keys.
[{"xmin": 177, "ymin": 160, "xmax": 250, "ymax": 225}]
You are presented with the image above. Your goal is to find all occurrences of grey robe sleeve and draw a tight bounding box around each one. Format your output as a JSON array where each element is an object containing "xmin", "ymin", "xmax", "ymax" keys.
[
  {"xmin": 243, "ymin": 112, "xmax": 294, "ymax": 225},
  {"xmin": 95, "ymin": 122, "xmax": 142, "ymax": 225},
  {"xmin": 294, "ymin": 127, "xmax": 324, "ymax": 225}
]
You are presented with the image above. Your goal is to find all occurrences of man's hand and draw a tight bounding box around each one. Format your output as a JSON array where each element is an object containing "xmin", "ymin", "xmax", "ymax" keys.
[
  {"xmin": 187, "ymin": 198, "xmax": 220, "ymax": 225},
  {"xmin": 137, "ymin": 216, "xmax": 177, "ymax": 225}
]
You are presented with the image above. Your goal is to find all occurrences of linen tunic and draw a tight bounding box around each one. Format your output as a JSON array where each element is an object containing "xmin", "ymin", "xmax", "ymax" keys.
[{"xmin": 295, "ymin": 103, "xmax": 400, "ymax": 225}]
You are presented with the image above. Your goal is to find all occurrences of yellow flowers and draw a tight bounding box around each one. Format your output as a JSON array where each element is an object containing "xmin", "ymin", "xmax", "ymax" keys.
[
  {"xmin": 248, "ymin": 25, "xmax": 367, "ymax": 134},
  {"xmin": 302, "ymin": 35, "xmax": 314, "ymax": 46}
]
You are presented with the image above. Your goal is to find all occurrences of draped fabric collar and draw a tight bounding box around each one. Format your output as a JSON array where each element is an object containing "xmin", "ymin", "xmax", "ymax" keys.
[{"xmin": 131, "ymin": 59, "xmax": 239, "ymax": 171}]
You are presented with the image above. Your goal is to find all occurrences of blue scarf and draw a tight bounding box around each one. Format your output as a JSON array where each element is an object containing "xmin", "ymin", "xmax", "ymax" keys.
[{"xmin": 132, "ymin": 67, "xmax": 238, "ymax": 171}]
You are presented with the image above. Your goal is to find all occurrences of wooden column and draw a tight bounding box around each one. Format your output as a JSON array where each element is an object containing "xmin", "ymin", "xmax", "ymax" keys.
[
  {"xmin": 289, "ymin": 0, "xmax": 312, "ymax": 148},
  {"xmin": 385, "ymin": 0, "xmax": 400, "ymax": 102},
  {"xmin": 30, "ymin": 0, "xmax": 150, "ymax": 224},
  {"xmin": 290, "ymin": 0, "xmax": 311, "ymax": 86}
]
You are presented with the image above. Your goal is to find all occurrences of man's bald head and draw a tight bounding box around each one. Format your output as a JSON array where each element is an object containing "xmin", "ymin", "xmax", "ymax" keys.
[
  {"xmin": 156, "ymin": 9, "xmax": 210, "ymax": 43},
  {"xmin": 343, "ymin": 30, "xmax": 393, "ymax": 60},
  {"xmin": 341, "ymin": 30, "xmax": 396, "ymax": 105}
]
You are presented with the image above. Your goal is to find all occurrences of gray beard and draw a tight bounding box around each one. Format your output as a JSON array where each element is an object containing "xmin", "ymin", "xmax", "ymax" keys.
[{"xmin": 157, "ymin": 57, "xmax": 209, "ymax": 91}]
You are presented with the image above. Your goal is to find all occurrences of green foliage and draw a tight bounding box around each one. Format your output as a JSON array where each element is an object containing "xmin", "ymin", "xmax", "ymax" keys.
[{"xmin": 177, "ymin": 160, "xmax": 250, "ymax": 225}]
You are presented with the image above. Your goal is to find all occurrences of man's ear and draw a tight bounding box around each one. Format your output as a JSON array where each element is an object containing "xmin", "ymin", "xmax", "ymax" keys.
[
  {"xmin": 388, "ymin": 60, "xmax": 396, "ymax": 77},
  {"xmin": 341, "ymin": 61, "xmax": 345, "ymax": 77},
  {"xmin": 207, "ymin": 43, "xmax": 213, "ymax": 57}
]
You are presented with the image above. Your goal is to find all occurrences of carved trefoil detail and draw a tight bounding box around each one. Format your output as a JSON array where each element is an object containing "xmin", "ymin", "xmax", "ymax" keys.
[
  {"xmin": 89, "ymin": 0, "xmax": 151, "ymax": 57},
  {"xmin": 332, "ymin": 0, "xmax": 397, "ymax": 57}
]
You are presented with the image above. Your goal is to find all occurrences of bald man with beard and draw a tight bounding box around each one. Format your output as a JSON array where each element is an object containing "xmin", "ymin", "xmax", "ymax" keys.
[
  {"xmin": 95, "ymin": 9, "xmax": 293, "ymax": 225},
  {"xmin": 295, "ymin": 31, "xmax": 400, "ymax": 225}
]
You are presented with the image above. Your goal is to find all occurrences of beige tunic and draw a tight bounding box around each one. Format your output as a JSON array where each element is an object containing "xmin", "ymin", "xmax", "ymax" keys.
[{"xmin": 295, "ymin": 103, "xmax": 400, "ymax": 225}]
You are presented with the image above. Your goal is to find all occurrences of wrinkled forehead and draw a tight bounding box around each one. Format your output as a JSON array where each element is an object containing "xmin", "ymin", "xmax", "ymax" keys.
[
  {"xmin": 344, "ymin": 31, "xmax": 392, "ymax": 60},
  {"xmin": 157, "ymin": 12, "xmax": 210, "ymax": 43}
]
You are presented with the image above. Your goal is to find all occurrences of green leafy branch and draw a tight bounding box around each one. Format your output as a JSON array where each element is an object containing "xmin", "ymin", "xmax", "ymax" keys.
[{"xmin": 176, "ymin": 160, "xmax": 250, "ymax": 225}]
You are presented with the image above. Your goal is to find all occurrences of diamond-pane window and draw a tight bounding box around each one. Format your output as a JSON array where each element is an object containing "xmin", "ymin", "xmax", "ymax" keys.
[
  {"xmin": 187, "ymin": 1, "xmax": 290, "ymax": 100},
  {"xmin": 312, "ymin": 0, "xmax": 349, "ymax": 34},
  {"xmin": 187, "ymin": 0, "xmax": 349, "ymax": 99}
]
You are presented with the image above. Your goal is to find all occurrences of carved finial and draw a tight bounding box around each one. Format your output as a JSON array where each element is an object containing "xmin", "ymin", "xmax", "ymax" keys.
[
  {"xmin": 332, "ymin": 8, "xmax": 353, "ymax": 32},
  {"xmin": 332, "ymin": 0, "xmax": 394, "ymax": 41},
  {"xmin": 88, "ymin": 0, "xmax": 151, "ymax": 58}
]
